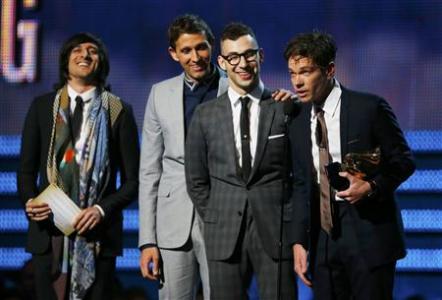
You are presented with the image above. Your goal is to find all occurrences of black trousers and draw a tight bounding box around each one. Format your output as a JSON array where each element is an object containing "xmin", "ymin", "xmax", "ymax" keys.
[
  {"xmin": 208, "ymin": 204, "xmax": 297, "ymax": 300},
  {"xmin": 33, "ymin": 251, "xmax": 116, "ymax": 300},
  {"xmin": 312, "ymin": 202, "xmax": 396, "ymax": 300}
]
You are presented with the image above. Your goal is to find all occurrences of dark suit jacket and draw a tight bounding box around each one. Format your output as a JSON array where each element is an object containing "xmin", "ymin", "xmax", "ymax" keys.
[
  {"xmin": 289, "ymin": 86, "xmax": 415, "ymax": 268},
  {"xmin": 17, "ymin": 91, "xmax": 140, "ymax": 257},
  {"xmin": 185, "ymin": 90, "xmax": 295, "ymax": 261}
]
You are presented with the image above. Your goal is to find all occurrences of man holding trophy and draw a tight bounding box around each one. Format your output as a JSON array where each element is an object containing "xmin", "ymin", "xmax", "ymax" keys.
[{"xmin": 285, "ymin": 31, "xmax": 415, "ymax": 299}]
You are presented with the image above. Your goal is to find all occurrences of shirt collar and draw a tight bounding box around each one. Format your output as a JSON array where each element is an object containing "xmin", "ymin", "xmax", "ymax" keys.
[
  {"xmin": 228, "ymin": 80, "xmax": 264, "ymax": 107},
  {"xmin": 183, "ymin": 63, "xmax": 218, "ymax": 91},
  {"xmin": 314, "ymin": 79, "xmax": 341, "ymax": 118},
  {"xmin": 67, "ymin": 84, "xmax": 96, "ymax": 103}
]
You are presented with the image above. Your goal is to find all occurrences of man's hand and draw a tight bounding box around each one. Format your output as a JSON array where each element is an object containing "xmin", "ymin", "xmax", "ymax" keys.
[
  {"xmin": 336, "ymin": 172, "xmax": 372, "ymax": 204},
  {"xmin": 293, "ymin": 244, "xmax": 312, "ymax": 287},
  {"xmin": 140, "ymin": 246, "xmax": 160, "ymax": 280},
  {"xmin": 73, "ymin": 206, "xmax": 102, "ymax": 235},
  {"xmin": 272, "ymin": 89, "xmax": 295, "ymax": 102},
  {"xmin": 25, "ymin": 199, "xmax": 51, "ymax": 221}
]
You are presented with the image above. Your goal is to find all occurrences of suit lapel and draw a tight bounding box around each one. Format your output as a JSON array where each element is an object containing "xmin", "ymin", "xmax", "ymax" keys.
[
  {"xmin": 340, "ymin": 87, "xmax": 349, "ymax": 157},
  {"xmin": 168, "ymin": 74, "xmax": 185, "ymax": 155},
  {"xmin": 248, "ymin": 90, "xmax": 275, "ymax": 182},
  {"xmin": 217, "ymin": 94, "xmax": 240, "ymax": 178}
]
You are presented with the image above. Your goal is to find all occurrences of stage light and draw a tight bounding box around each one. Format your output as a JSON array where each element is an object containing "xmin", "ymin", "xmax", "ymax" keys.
[
  {"xmin": 0, "ymin": 247, "xmax": 440, "ymax": 271},
  {"xmin": 0, "ymin": 248, "xmax": 31, "ymax": 270},
  {"xmin": 397, "ymin": 249, "xmax": 442, "ymax": 272},
  {"xmin": 2, "ymin": 170, "xmax": 441, "ymax": 195},
  {"xmin": 401, "ymin": 210, "xmax": 442, "ymax": 232},
  {"xmin": 0, "ymin": 172, "xmax": 120, "ymax": 194},
  {"xmin": 1, "ymin": 209, "xmax": 441, "ymax": 233},
  {"xmin": 0, "ymin": 210, "xmax": 27, "ymax": 232},
  {"xmin": 0, "ymin": 172, "xmax": 17, "ymax": 194},
  {"xmin": 1, "ymin": 131, "xmax": 441, "ymax": 157},
  {"xmin": 0, "ymin": 135, "xmax": 20, "ymax": 157},
  {"xmin": 405, "ymin": 131, "xmax": 442, "ymax": 152},
  {"xmin": 399, "ymin": 170, "xmax": 442, "ymax": 192}
]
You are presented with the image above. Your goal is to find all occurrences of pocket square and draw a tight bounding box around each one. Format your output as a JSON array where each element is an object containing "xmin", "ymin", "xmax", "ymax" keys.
[{"xmin": 268, "ymin": 133, "xmax": 285, "ymax": 140}]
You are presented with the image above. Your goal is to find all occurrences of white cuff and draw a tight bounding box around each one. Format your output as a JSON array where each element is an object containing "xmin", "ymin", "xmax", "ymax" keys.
[{"xmin": 94, "ymin": 204, "xmax": 105, "ymax": 217}]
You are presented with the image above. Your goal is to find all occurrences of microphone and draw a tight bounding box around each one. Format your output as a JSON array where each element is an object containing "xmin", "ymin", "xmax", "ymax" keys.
[
  {"xmin": 283, "ymin": 97, "xmax": 302, "ymax": 123},
  {"xmin": 278, "ymin": 97, "xmax": 301, "ymax": 299}
]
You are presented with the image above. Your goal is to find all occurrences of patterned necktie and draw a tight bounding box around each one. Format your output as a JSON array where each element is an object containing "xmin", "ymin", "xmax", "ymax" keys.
[
  {"xmin": 315, "ymin": 107, "xmax": 334, "ymax": 234},
  {"xmin": 72, "ymin": 96, "xmax": 84, "ymax": 140},
  {"xmin": 240, "ymin": 96, "xmax": 251, "ymax": 181}
]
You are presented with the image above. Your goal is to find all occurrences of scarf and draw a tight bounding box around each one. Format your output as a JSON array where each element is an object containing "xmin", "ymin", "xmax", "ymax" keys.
[{"xmin": 47, "ymin": 85, "xmax": 122, "ymax": 299}]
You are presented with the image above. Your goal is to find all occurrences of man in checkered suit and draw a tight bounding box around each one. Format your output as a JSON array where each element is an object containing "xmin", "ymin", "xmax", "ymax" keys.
[{"xmin": 185, "ymin": 22, "xmax": 298, "ymax": 299}]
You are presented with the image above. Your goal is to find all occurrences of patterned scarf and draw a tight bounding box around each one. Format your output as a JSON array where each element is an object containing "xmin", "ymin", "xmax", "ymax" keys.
[{"xmin": 47, "ymin": 85, "xmax": 121, "ymax": 299}]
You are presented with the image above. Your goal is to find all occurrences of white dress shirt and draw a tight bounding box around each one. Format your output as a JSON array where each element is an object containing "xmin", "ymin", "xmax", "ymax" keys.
[
  {"xmin": 310, "ymin": 79, "xmax": 344, "ymax": 201},
  {"xmin": 228, "ymin": 81, "xmax": 264, "ymax": 168},
  {"xmin": 67, "ymin": 85, "xmax": 96, "ymax": 164}
]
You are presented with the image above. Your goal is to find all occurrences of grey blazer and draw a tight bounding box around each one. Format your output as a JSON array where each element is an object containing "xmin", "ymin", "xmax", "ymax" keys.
[
  {"xmin": 185, "ymin": 90, "xmax": 296, "ymax": 261},
  {"xmin": 138, "ymin": 72, "xmax": 228, "ymax": 249}
]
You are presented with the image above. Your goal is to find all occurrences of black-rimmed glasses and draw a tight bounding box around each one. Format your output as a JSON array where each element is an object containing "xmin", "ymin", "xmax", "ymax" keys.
[{"xmin": 220, "ymin": 48, "xmax": 260, "ymax": 66}]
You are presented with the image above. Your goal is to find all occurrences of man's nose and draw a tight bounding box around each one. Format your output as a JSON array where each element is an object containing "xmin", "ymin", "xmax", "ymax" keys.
[
  {"xmin": 293, "ymin": 75, "xmax": 303, "ymax": 87},
  {"xmin": 190, "ymin": 49, "xmax": 200, "ymax": 61},
  {"xmin": 80, "ymin": 48, "xmax": 92, "ymax": 60},
  {"xmin": 237, "ymin": 55, "xmax": 248, "ymax": 68}
]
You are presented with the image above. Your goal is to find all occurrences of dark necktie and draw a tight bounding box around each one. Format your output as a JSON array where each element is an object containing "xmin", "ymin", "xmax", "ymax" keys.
[
  {"xmin": 72, "ymin": 96, "xmax": 84, "ymax": 140},
  {"xmin": 240, "ymin": 96, "xmax": 251, "ymax": 181},
  {"xmin": 315, "ymin": 107, "xmax": 334, "ymax": 234}
]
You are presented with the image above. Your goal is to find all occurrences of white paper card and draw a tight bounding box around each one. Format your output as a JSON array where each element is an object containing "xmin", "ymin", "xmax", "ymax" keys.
[{"xmin": 33, "ymin": 184, "xmax": 81, "ymax": 236}]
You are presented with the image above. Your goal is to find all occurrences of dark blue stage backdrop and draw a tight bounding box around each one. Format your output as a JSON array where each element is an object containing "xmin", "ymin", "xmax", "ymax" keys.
[
  {"xmin": 1, "ymin": 0, "xmax": 441, "ymax": 299},
  {"xmin": 1, "ymin": 0, "xmax": 442, "ymax": 133}
]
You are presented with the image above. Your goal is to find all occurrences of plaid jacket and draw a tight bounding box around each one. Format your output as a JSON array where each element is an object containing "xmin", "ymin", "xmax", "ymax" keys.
[{"xmin": 185, "ymin": 90, "xmax": 296, "ymax": 261}]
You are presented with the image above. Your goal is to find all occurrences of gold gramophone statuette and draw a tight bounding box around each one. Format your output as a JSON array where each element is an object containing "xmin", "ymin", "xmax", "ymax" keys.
[{"xmin": 341, "ymin": 147, "xmax": 381, "ymax": 179}]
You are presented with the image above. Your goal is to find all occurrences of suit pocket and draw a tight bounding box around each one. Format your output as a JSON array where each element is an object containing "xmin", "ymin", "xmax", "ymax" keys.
[
  {"xmin": 268, "ymin": 133, "xmax": 285, "ymax": 140},
  {"xmin": 203, "ymin": 208, "xmax": 218, "ymax": 223},
  {"xmin": 266, "ymin": 131, "xmax": 285, "ymax": 157}
]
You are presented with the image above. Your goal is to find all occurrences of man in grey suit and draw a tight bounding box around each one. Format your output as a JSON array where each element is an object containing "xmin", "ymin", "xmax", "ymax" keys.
[
  {"xmin": 138, "ymin": 15, "xmax": 225, "ymax": 299},
  {"xmin": 185, "ymin": 23, "xmax": 298, "ymax": 299}
]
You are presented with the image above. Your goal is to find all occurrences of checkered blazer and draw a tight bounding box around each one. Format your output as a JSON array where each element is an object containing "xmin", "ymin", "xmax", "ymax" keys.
[{"xmin": 185, "ymin": 90, "xmax": 296, "ymax": 261}]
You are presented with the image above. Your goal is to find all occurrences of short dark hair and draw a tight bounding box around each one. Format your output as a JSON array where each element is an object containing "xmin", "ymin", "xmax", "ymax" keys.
[
  {"xmin": 55, "ymin": 32, "xmax": 109, "ymax": 90},
  {"xmin": 284, "ymin": 31, "xmax": 337, "ymax": 69},
  {"xmin": 220, "ymin": 22, "xmax": 256, "ymax": 43},
  {"xmin": 168, "ymin": 14, "xmax": 214, "ymax": 49}
]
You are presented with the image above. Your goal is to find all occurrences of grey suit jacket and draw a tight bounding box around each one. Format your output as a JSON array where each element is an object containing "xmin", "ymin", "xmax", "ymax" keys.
[
  {"xmin": 185, "ymin": 90, "xmax": 296, "ymax": 261},
  {"xmin": 139, "ymin": 72, "xmax": 228, "ymax": 249}
]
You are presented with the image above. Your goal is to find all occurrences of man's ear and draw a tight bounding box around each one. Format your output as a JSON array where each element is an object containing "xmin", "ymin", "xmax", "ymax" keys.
[
  {"xmin": 259, "ymin": 48, "xmax": 264, "ymax": 64},
  {"xmin": 326, "ymin": 62, "xmax": 335, "ymax": 79},
  {"xmin": 168, "ymin": 46, "xmax": 179, "ymax": 62},
  {"xmin": 217, "ymin": 55, "xmax": 227, "ymax": 71}
]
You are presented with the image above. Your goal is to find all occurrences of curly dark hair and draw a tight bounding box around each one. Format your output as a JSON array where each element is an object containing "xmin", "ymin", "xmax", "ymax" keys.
[
  {"xmin": 168, "ymin": 14, "xmax": 214, "ymax": 49},
  {"xmin": 284, "ymin": 31, "xmax": 337, "ymax": 69},
  {"xmin": 54, "ymin": 32, "xmax": 109, "ymax": 90}
]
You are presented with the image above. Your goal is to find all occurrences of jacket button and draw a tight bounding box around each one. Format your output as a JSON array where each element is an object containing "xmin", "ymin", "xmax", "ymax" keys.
[{"xmin": 238, "ymin": 211, "xmax": 242, "ymax": 216}]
